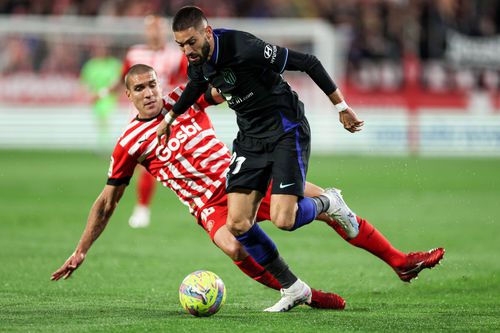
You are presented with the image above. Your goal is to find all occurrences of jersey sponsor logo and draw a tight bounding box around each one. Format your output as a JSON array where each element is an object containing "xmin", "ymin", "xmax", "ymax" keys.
[
  {"xmin": 225, "ymin": 91, "xmax": 254, "ymax": 107},
  {"xmin": 222, "ymin": 69, "xmax": 236, "ymax": 85},
  {"xmin": 279, "ymin": 182, "xmax": 295, "ymax": 189},
  {"xmin": 264, "ymin": 44, "xmax": 278, "ymax": 64},
  {"xmin": 155, "ymin": 118, "xmax": 203, "ymax": 161},
  {"xmin": 264, "ymin": 44, "xmax": 273, "ymax": 59}
]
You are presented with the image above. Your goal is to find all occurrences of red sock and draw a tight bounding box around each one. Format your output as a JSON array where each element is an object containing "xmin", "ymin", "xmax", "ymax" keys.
[
  {"xmin": 233, "ymin": 256, "xmax": 282, "ymax": 290},
  {"xmin": 328, "ymin": 216, "xmax": 406, "ymax": 268},
  {"xmin": 137, "ymin": 169, "xmax": 156, "ymax": 206}
]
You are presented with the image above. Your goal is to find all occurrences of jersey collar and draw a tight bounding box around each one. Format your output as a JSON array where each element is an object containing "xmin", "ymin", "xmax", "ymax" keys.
[
  {"xmin": 208, "ymin": 30, "xmax": 220, "ymax": 65},
  {"xmin": 135, "ymin": 107, "xmax": 164, "ymax": 122}
]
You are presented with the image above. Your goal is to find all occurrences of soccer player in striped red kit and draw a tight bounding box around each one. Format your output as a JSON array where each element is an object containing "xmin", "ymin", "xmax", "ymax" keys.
[
  {"xmin": 52, "ymin": 65, "xmax": 444, "ymax": 311},
  {"xmin": 99, "ymin": 15, "xmax": 188, "ymax": 229}
]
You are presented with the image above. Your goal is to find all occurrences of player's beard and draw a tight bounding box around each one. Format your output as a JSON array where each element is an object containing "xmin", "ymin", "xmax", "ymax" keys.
[{"xmin": 188, "ymin": 39, "xmax": 210, "ymax": 65}]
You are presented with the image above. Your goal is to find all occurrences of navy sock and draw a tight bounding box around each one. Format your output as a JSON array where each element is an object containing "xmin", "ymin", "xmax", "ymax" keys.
[
  {"xmin": 290, "ymin": 197, "xmax": 318, "ymax": 231},
  {"xmin": 263, "ymin": 256, "xmax": 298, "ymax": 289},
  {"xmin": 235, "ymin": 223, "xmax": 278, "ymax": 266}
]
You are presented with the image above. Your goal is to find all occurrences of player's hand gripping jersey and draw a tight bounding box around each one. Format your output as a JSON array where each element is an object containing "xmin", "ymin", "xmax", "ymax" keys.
[{"xmin": 107, "ymin": 87, "xmax": 231, "ymax": 216}]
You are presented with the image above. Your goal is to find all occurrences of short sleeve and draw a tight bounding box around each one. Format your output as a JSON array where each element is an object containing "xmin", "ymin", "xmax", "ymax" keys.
[{"xmin": 106, "ymin": 144, "xmax": 136, "ymax": 186}]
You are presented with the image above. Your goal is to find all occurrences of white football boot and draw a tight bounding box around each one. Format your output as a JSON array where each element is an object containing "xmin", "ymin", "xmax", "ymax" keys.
[
  {"xmin": 323, "ymin": 188, "xmax": 359, "ymax": 239},
  {"xmin": 128, "ymin": 204, "xmax": 151, "ymax": 228},
  {"xmin": 264, "ymin": 279, "xmax": 312, "ymax": 312}
]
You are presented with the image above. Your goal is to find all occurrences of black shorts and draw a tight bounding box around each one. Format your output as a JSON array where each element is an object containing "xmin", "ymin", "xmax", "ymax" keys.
[{"xmin": 226, "ymin": 120, "xmax": 311, "ymax": 197}]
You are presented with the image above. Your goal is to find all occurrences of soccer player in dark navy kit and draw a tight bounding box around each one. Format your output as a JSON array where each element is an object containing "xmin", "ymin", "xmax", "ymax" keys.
[{"xmin": 157, "ymin": 6, "xmax": 364, "ymax": 312}]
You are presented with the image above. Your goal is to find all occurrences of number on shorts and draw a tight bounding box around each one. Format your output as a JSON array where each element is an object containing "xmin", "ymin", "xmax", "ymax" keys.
[{"xmin": 230, "ymin": 152, "xmax": 246, "ymax": 174}]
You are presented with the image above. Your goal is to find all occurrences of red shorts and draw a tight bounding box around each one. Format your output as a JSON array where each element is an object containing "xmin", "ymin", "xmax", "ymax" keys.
[{"xmin": 197, "ymin": 184, "xmax": 273, "ymax": 240}]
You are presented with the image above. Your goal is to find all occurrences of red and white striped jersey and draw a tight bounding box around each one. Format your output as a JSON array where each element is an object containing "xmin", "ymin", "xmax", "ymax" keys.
[
  {"xmin": 121, "ymin": 44, "xmax": 188, "ymax": 91},
  {"xmin": 107, "ymin": 87, "xmax": 231, "ymax": 217}
]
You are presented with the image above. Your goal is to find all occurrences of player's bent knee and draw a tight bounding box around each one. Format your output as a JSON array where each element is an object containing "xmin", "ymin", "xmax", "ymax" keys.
[
  {"xmin": 226, "ymin": 216, "xmax": 253, "ymax": 236},
  {"xmin": 270, "ymin": 212, "xmax": 295, "ymax": 231},
  {"xmin": 270, "ymin": 196, "xmax": 298, "ymax": 230},
  {"xmin": 213, "ymin": 226, "xmax": 247, "ymax": 261}
]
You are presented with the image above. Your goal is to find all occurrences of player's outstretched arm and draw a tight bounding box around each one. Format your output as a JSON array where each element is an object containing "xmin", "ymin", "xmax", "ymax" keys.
[
  {"xmin": 51, "ymin": 184, "xmax": 126, "ymax": 281},
  {"xmin": 278, "ymin": 47, "xmax": 364, "ymax": 133}
]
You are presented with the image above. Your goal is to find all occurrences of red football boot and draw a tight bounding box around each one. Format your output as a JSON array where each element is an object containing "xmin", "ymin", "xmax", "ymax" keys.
[
  {"xmin": 395, "ymin": 248, "xmax": 445, "ymax": 282},
  {"xmin": 307, "ymin": 289, "xmax": 346, "ymax": 310}
]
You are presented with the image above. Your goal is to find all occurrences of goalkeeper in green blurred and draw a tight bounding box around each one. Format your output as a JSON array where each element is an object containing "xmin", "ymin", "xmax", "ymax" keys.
[{"xmin": 80, "ymin": 41, "xmax": 122, "ymax": 152}]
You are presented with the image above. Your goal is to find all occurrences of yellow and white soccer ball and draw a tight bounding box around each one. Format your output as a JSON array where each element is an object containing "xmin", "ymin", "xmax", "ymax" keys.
[{"xmin": 179, "ymin": 270, "xmax": 226, "ymax": 317}]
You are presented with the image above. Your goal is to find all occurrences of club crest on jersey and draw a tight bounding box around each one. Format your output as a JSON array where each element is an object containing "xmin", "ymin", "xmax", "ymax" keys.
[
  {"xmin": 155, "ymin": 118, "xmax": 202, "ymax": 161},
  {"xmin": 222, "ymin": 68, "xmax": 236, "ymax": 85}
]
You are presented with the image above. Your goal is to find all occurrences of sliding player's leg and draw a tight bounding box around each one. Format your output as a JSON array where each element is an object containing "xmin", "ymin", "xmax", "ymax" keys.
[{"xmin": 304, "ymin": 182, "xmax": 445, "ymax": 282}]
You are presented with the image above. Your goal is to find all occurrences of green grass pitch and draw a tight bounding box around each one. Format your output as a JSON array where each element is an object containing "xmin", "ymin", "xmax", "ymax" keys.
[{"xmin": 1, "ymin": 151, "xmax": 499, "ymax": 332}]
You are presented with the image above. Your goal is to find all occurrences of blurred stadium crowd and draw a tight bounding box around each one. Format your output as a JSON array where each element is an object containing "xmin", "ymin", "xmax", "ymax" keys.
[{"xmin": 1, "ymin": 0, "xmax": 499, "ymax": 93}]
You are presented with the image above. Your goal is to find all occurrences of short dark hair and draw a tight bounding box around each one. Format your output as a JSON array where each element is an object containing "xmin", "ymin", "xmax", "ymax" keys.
[
  {"xmin": 124, "ymin": 64, "xmax": 155, "ymax": 88},
  {"xmin": 172, "ymin": 6, "xmax": 208, "ymax": 32}
]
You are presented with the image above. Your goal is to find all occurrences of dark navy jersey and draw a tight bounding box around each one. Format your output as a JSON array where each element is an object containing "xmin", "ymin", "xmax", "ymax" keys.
[{"xmin": 173, "ymin": 29, "xmax": 337, "ymax": 140}]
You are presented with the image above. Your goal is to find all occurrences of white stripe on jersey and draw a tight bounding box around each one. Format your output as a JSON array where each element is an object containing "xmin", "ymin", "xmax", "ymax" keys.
[
  {"xmin": 188, "ymin": 135, "xmax": 230, "ymax": 172},
  {"xmin": 128, "ymin": 125, "xmax": 159, "ymax": 155},
  {"xmin": 120, "ymin": 121, "xmax": 155, "ymax": 147},
  {"xmin": 163, "ymin": 159, "xmax": 215, "ymax": 199},
  {"xmin": 173, "ymin": 86, "xmax": 184, "ymax": 96},
  {"xmin": 164, "ymin": 160, "xmax": 193, "ymax": 181},
  {"xmin": 175, "ymin": 154, "xmax": 214, "ymax": 186},
  {"xmin": 180, "ymin": 178, "xmax": 211, "ymax": 197},
  {"xmin": 192, "ymin": 138, "xmax": 219, "ymax": 158},
  {"xmin": 200, "ymin": 146, "xmax": 231, "ymax": 168},
  {"xmin": 123, "ymin": 119, "xmax": 140, "ymax": 133},
  {"xmin": 168, "ymin": 179, "xmax": 205, "ymax": 208},
  {"xmin": 164, "ymin": 96, "xmax": 176, "ymax": 107},
  {"xmin": 184, "ymin": 129, "xmax": 216, "ymax": 151},
  {"xmin": 159, "ymin": 169, "xmax": 205, "ymax": 208},
  {"xmin": 211, "ymin": 179, "xmax": 222, "ymax": 191},
  {"xmin": 210, "ymin": 160, "xmax": 228, "ymax": 173},
  {"xmin": 138, "ymin": 140, "xmax": 159, "ymax": 162}
]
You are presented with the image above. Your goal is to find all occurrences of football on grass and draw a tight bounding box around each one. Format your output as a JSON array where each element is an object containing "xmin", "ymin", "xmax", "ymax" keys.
[{"xmin": 179, "ymin": 270, "xmax": 226, "ymax": 317}]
